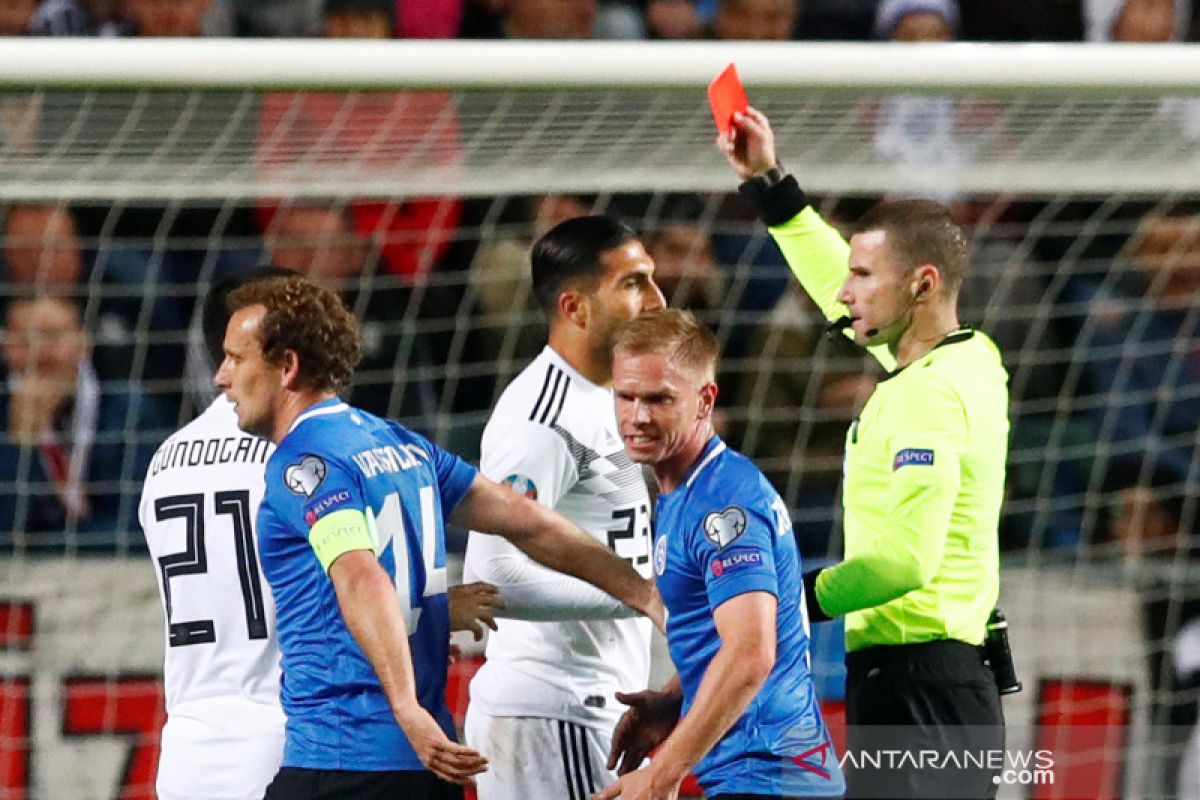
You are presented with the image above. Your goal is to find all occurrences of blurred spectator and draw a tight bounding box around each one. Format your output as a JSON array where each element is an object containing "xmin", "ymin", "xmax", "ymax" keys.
[
  {"xmin": 640, "ymin": 193, "xmax": 724, "ymax": 314},
  {"xmin": 0, "ymin": 0, "xmax": 37, "ymax": 33},
  {"xmin": 710, "ymin": 0, "xmax": 797, "ymax": 39},
  {"xmin": 461, "ymin": 0, "xmax": 598, "ymax": 37},
  {"xmin": 1073, "ymin": 205, "xmax": 1200, "ymax": 535},
  {"xmin": 0, "ymin": 293, "xmax": 168, "ymax": 549},
  {"xmin": 872, "ymin": 0, "xmax": 959, "ymax": 39},
  {"xmin": 506, "ymin": 0, "xmax": 597, "ymax": 37},
  {"xmin": 2, "ymin": 203, "xmax": 197, "ymax": 419},
  {"xmin": 29, "ymin": 0, "xmax": 131, "ymax": 35},
  {"xmin": 123, "ymin": 0, "xmax": 217, "ymax": 36},
  {"xmin": 214, "ymin": 0, "xmax": 323, "ymax": 36},
  {"xmin": 1088, "ymin": 0, "xmax": 1190, "ymax": 40},
  {"xmin": 254, "ymin": 202, "xmax": 437, "ymax": 422},
  {"xmin": 872, "ymin": 0, "xmax": 982, "ymax": 202},
  {"xmin": 324, "ymin": 0, "xmax": 392, "ymax": 36},
  {"xmin": 645, "ymin": 0, "xmax": 705, "ymax": 38}
]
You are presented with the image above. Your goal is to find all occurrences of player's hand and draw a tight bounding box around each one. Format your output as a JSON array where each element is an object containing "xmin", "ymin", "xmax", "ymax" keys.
[
  {"xmin": 716, "ymin": 106, "xmax": 779, "ymax": 181},
  {"xmin": 449, "ymin": 581, "xmax": 505, "ymax": 641},
  {"xmin": 394, "ymin": 704, "xmax": 488, "ymax": 785},
  {"xmin": 606, "ymin": 689, "xmax": 682, "ymax": 775},
  {"xmin": 592, "ymin": 761, "xmax": 683, "ymax": 800}
]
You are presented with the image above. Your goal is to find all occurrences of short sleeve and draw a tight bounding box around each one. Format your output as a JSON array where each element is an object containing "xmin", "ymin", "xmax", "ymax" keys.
[
  {"xmin": 688, "ymin": 502, "xmax": 780, "ymax": 611},
  {"xmin": 272, "ymin": 446, "xmax": 375, "ymax": 571},
  {"xmin": 479, "ymin": 420, "xmax": 576, "ymax": 510},
  {"xmin": 405, "ymin": 428, "xmax": 479, "ymax": 514}
]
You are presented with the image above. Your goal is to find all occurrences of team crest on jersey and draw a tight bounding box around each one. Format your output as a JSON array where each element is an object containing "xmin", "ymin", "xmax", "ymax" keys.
[
  {"xmin": 703, "ymin": 506, "xmax": 747, "ymax": 549},
  {"xmin": 653, "ymin": 534, "xmax": 668, "ymax": 576},
  {"xmin": 501, "ymin": 474, "xmax": 538, "ymax": 501},
  {"xmin": 285, "ymin": 455, "xmax": 327, "ymax": 496}
]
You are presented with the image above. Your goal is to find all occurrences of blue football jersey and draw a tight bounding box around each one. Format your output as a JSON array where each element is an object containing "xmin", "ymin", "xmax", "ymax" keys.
[
  {"xmin": 653, "ymin": 436, "xmax": 844, "ymax": 797},
  {"xmin": 257, "ymin": 398, "xmax": 477, "ymax": 771}
]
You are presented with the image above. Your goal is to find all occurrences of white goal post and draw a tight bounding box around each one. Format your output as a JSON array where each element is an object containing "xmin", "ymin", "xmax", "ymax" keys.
[{"xmin": 0, "ymin": 40, "xmax": 1198, "ymax": 200}]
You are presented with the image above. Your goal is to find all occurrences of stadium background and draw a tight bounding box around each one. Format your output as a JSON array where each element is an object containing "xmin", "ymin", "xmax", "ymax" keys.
[{"xmin": 1, "ymin": 0, "xmax": 1199, "ymax": 797}]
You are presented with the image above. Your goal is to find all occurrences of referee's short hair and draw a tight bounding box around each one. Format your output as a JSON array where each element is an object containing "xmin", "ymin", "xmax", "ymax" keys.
[
  {"xmin": 202, "ymin": 266, "xmax": 296, "ymax": 366},
  {"xmin": 530, "ymin": 215, "xmax": 640, "ymax": 317},
  {"xmin": 854, "ymin": 199, "xmax": 969, "ymax": 294},
  {"xmin": 613, "ymin": 308, "xmax": 719, "ymax": 383}
]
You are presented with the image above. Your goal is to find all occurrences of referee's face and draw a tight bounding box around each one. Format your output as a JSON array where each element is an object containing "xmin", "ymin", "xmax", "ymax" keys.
[
  {"xmin": 841, "ymin": 229, "xmax": 912, "ymax": 346},
  {"xmin": 216, "ymin": 304, "xmax": 282, "ymax": 440}
]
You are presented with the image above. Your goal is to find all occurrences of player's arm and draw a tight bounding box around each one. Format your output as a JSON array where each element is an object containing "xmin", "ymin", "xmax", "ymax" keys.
[
  {"xmin": 450, "ymin": 475, "xmax": 664, "ymax": 631},
  {"xmin": 465, "ymin": 422, "xmax": 644, "ymax": 621},
  {"xmin": 805, "ymin": 378, "xmax": 966, "ymax": 620},
  {"xmin": 594, "ymin": 593, "xmax": 777, "ymax": 800},
  {"xmin": 311, "ymin": 508, "xmax": 486, "ymax": 784},
  {"xmin": 718, "ymin": 106, "xmax": 893, "ymax": 370}
]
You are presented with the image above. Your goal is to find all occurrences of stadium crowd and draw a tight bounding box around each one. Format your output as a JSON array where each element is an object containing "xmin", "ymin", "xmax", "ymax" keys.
[{"xmin": 0, "ymin": 0, "xmax": 1195, "ymax": 567}]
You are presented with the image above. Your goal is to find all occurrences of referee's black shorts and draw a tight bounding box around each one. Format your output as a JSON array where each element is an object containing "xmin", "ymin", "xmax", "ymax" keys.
[
  {"xmin": 844, "ymin": 639, "xmax": 1004, "ymax": 800},
  {"xmin": 263, "ymin": 767, "xmax": 464, "ymax": 800}
]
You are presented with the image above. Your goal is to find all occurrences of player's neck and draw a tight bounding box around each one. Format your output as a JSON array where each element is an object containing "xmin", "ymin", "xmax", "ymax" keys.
[
  {"xmin": 547, "ymin": 330, "xmax": 611, "ymax": 387},
  {"xmin": 892, "ymin": 302, "xmax": 960, "ymax": 369},
  {"xmin": 271, "ymin": 391, "xmax": 339, "ymax": 444},
  {"xmin": 653, "ymin": 423, "xmax": 715, "ymax": 494}
]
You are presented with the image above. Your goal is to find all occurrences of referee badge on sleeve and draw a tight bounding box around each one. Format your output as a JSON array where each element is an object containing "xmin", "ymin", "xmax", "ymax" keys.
[
  {"xmin": 893, "ymin": 448, "xmax": 935, "ymax": 471},
  {"xmin": 703, "ymin": 506, "xmax": 747, "ymax": 549}
]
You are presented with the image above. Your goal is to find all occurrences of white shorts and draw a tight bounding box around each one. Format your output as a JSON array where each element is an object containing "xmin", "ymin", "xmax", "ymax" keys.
[
  {"xmin": 465, "ymin": 705, "xmax": 616, "ymax": 800},
  {"xmin": 156, "ymin": 715, "xmax": 285, "ymax": 800}
]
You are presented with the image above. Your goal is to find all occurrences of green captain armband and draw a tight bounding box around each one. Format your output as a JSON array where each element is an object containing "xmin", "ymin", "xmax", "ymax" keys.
[{"xmin": 310, "ymin": 508, "xmax": 376, "ymax": 573}]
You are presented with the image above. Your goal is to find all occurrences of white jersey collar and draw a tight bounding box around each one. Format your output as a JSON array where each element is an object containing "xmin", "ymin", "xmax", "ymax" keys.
[{"xmin": 542, "ymin": 345, "xmax": 609, "ymax": 398}]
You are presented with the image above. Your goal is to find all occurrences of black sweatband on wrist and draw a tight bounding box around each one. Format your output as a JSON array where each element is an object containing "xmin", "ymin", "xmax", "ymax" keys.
[
  {"xmin": 738, "ymin": 172, "xmax": 810, "ymax": 227},
  {"xmin": 802, "ymin": 568, "xmax": 832, "ymax": 623}
]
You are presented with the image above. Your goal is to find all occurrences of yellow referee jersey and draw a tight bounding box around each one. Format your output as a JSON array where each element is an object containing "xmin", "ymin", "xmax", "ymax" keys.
[{"xmin": 769, "ymin": 206, "xmax": 1008, "ymax": 652}]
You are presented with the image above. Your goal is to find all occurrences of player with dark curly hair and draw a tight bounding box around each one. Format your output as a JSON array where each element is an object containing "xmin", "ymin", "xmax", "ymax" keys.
[{"xmin": 215, "ymin": 274, "xmax": 664, "ymax": 800}]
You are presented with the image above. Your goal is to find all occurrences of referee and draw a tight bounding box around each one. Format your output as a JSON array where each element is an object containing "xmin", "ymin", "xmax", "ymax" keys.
[{"xmin": 719, "ymin": 108, "xmax": 1008, "ymax": 799}]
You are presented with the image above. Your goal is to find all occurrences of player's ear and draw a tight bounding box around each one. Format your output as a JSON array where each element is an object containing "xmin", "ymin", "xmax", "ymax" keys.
[
  {"xmin": 280, "ymin": 348, "xmax": 302, "ymax": 390},
  {"xmin": 558, "ymin": 288, "xmax": 588, "ymax": 329},
  {"xmin": 697, "ymin": 382, "xmax": 718, "ymax": 419}
]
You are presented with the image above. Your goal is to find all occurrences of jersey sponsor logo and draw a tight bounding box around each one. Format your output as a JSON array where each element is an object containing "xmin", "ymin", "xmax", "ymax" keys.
[
  {"xmin": 653, "ymin": 534, "xmax": 668, "ymax": 576},
  {"xmin": 710, "ymin": 547, "xmax": 764, "ymax": 577},
  {"xmin": 304, "ymin": 489, "xmax": 352, "ymax": 526},
  {"xmin": 893, "ymin": 448, "xmax": 935, "ymax": 471},
  {"xmin": 703, "ymin": 506, "xmax": 747, "ymax": 549},
  {"xmin": 284, "ymin": 455, "xmax": 327, "ymax": 496},
  {"xmin": 500, "ymin": 474, "xmax": 538, "ymax": 501}
]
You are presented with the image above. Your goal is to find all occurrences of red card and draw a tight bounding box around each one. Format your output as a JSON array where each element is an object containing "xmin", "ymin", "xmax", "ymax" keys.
[{"xmin": 707, "ymin": 63, "xmax": 749, "ymax": 135}]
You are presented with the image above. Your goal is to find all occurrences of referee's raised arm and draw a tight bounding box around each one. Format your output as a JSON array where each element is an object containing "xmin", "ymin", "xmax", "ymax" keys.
[{"xmin": 719, "ymin": 108, "xmax": 1012, "ymax": 800}]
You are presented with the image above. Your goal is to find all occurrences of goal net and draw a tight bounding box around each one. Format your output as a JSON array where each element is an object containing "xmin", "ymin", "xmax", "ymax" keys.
[{"xmin": 0, "ymin": 39, "xmax": 1197, "ymax": 799}]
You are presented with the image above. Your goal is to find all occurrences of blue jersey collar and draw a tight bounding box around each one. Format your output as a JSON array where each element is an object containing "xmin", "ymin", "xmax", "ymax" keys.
[
  {"xmin": 681, "ymin": 435, "xmax": 727, "ymax": 491},
  {"xmin": 288, "ymin": 397, "xmax": 350, "ymax": 435}
]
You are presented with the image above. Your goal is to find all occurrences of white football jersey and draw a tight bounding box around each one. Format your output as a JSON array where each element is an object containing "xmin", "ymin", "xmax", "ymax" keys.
[
  {"xmin": 464, "ymin": 346, "xmax": 653, "ymax": 731},
  {"xmin": 138, "ymin": 396, "xmax": 284, "ymax": 799}
]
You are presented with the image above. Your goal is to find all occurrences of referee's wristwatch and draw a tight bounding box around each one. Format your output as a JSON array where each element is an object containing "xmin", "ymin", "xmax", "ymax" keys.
[{"xmin": 752, "ymin": 164, "xmax": 787, "ymax": 188}]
